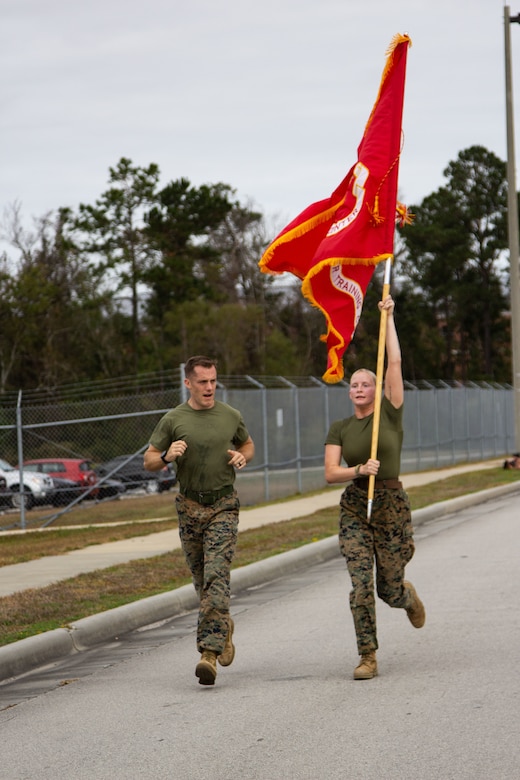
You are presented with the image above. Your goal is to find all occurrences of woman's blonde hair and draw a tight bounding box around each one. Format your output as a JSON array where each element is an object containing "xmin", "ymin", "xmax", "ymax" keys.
[{"xmin": 349, "ymin": 368, "xmax": 377, "ymax": 386}]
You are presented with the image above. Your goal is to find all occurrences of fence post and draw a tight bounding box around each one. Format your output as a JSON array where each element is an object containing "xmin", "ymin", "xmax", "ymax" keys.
[
  {"xmin": 415, "ymin": 388, "xmax": 422, "ymax": 470},
  {"xmin": 464, "ymin": 386, "xmax": 471, "ymax": 461},
  {"xmin": 16, "ymin": 390, "xmax": 26, "ymax": 530},
  {"xmin": 180, "ymin": 363, "xmax": 187, "ymax": 403},
  {"xmin": 310, "ymin": 376, "xmax": 329, "ymax": 435},
  {"xmin": 245, "ymin": 375, "xmax": 270, "ymax": 502},
  {"xmin": 426, "ymin": 382, "xmax": 438, "ymax": 467},
  {"xmin": 448, "ymin": 384, "xmax": 456, "ymax": 465},
  {"xmin": 278, "ymin": 377, "xmax": 302, "ymax": 494}
]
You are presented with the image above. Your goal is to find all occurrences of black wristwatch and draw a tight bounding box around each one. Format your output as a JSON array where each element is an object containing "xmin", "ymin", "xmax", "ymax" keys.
[{"xmin": 160, "ymin": 450, "xmax": 170, "ymax": 465}]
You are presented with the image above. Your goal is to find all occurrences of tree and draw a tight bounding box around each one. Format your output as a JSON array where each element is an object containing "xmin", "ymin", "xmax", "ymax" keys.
[
  {"xmin": 444, "ymin": 146, "xmax": 508, "ymax": 376},
  {"xmin": 206, "ymin": 201, "xmax": 270, "ymax": 303},
  {"xmin": 143, "ymin": 179, "xmax": 234, "ymax": 318},
  {"xmin": 155, "ymin": 300, "xmax": 266, "ymax": 375},
  {"xmin": 0, "ymin": 205, "xmax": 112, "ymax": 390},
  {"xmin": 142, "ymin": 179, "xmax": 255, "ymax": 370},
  {"xmin": 398, "ymin": 146, "xmax": 509, "ymax": 380},
  {"xmin": 74, "ymin": 158, "xmax": 160, "ymax": 373},
  {"xmin": 206, "ymin": 202, "xmax": 285, "ymax": 373},
  {"xmin": 0, "ymin": 251, "xmax": 19, "ymax": 393}
]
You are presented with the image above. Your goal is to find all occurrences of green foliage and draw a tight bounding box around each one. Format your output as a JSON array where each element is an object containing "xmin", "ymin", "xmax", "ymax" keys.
[
  {"xmin": 74, "ymin": 158, "xmax": 161, "ymax": 373},
  {"xmin": 0, "ymin": 208, "xmax": 118, "ymax": 390},
  {"xmin": 263, "ymin": 328, "xmax": 304, "ymax": 376},
  {"xmin": 398, "ymin": 145, "xmax": 510, "ymax": 381},
  {"xmin": 154, "ymin": 300, "xmax": 267, "ymax": 375},
  {"xmin": 143, "ymin": 178, "xmax": 235, "ymax": 319},
  {"xmin": 0, "ymin": 146, "xmax": 516, "ymax": 392}
]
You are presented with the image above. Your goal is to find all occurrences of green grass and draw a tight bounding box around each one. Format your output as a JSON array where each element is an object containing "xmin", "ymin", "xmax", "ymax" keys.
[{"xmin": 1, "ymin": 467, "xmax": 519, "ymax": 648}]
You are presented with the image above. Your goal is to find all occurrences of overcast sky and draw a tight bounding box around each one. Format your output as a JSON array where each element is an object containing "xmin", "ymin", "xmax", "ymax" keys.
[{"xmin": 1, "ymin": 0, "xmax": 518, "ymax": 242}]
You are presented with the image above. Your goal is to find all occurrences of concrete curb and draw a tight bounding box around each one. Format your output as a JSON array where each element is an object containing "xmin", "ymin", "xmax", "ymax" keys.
[
  {"xmin": 2, "ymin": 481, "xmax": 519, "ymax": 682},
  {"xmin": 407, "ymin": 480, "xmax": 520, "ymax": 524},
  {"xmin": 0, "ymin": 629, "xmax": 75, "ymax": 680}
]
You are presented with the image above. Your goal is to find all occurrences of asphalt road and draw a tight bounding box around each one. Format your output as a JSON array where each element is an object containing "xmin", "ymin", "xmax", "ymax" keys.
[{"xmin": 1, "ymin": 489, "xmax": 519, "ymax": 779}]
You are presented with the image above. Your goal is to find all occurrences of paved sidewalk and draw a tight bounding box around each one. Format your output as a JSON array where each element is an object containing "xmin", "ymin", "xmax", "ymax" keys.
[{"xmin": 0, "ymin": 459, "xmax": 504, "ymax": 598}]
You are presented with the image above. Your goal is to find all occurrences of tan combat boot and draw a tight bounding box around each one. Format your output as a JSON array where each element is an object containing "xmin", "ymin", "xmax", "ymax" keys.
[
  {"xmin": 404, "ymin": 581, "xmax": 426, "ymax": 628},
  {"xmin": 195, "ymin": 650, "xmax": 217, "ymax": 685},
  {"xmin": 353, "ymin": 651, "xmax": 378, "ymax": 680},
  {"xmin": 218, "ymin": 617, "xmax": 235, "ymax": 667}
]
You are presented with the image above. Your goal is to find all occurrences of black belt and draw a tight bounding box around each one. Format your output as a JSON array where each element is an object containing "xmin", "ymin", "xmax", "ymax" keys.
[
  {"xmin": 355, "ymin": 478, "xmax": 402, "ymax": 491},
  {"xmin": 181, "ymin": 485, "xmax": 234, "ymax": 505}
]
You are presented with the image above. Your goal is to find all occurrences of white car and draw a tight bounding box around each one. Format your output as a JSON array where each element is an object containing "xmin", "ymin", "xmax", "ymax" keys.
[{"xmin": 0, "ymin": 458, "xmax": 54, "ymax": 510}]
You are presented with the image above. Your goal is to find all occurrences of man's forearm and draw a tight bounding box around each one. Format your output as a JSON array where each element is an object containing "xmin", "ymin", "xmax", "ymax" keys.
[
  {"xmin": 143, "ymin": 447, "xmax": 168, "ymax": 472},
  {"xmin": 238, "ymin": 439, "xmax": 255, "ymax": 463}
]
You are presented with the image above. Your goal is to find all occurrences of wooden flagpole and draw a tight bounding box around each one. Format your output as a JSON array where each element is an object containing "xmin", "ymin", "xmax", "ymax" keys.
[{"xmin": 367, "ymin": 257, "xmax": 393, "ymax": 519}]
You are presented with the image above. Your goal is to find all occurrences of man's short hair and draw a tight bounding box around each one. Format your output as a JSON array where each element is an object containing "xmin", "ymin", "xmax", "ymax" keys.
[{"xmin": 184, "ymin": 356, "xmax": 218, "ymax": 378}]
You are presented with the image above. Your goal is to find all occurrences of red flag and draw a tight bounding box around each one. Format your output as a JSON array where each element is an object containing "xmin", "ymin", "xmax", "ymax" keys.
[{"xmin": 259, "ymin": 34, "xmax": 411, "ymax": 382}]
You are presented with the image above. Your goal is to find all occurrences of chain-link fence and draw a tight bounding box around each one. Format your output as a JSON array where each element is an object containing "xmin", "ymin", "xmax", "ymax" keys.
[{"xmin": 0, "ymin": 372, "xmax": 515, "ymax": 530}]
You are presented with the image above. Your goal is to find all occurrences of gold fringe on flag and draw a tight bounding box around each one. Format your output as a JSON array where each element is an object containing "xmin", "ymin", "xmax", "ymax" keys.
[{"xmin": 396, "ymin": 201, "xmax": 414, "ymax": 226}]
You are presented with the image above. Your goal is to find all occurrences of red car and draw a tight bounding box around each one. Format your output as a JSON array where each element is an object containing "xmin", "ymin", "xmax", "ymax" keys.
[{"xmin": 22, "ymin": 458, "xmax": 98, "ymax": 497}]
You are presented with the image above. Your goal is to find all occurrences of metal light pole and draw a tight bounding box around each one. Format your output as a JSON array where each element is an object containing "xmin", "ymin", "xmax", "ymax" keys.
[{"xmin": 504, "ymin": 6, "xmax": 520, "ymax": 451}]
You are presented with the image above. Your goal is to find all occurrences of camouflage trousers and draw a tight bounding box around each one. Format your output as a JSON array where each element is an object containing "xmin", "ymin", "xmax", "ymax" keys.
[
  {"xmin": 176, "ymin": 491, "xmax": 239, "ymax": 655},
  {"xmin": 338, "ymin": 484, "xmax": 415, "ymax": 654}
]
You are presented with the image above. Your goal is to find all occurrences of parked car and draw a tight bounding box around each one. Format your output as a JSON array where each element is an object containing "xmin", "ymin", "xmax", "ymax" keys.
[
  {"xmin": 0, "ymin": 475, "xmax": 8, "ymax": 507},
  {"xmin": 95, "ymin": 453, "xmax": 176, "ymax": 493},
  {"xmin": 48, "ymin": 477, "xmax": 84, "ymax": 506},
  {"xmin": 95, "ymin": 476, "xmax": 126, "ymax": 500},
  {"xmin": 22, "ymin": 458, "xmax": 99, "ymax": 497},
  {"xmin": 0, "ymin": 458, "xmax": 54, "ymax": 510}
]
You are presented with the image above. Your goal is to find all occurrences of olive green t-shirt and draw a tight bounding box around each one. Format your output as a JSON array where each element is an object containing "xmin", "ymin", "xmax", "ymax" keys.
[
  {"xmin": 149, "ymin": 400, "xmax": 250, "ymax": 492},
  {"xmin": 325, "ymin": 395, "xmax": 403, "ymax": 480}
]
